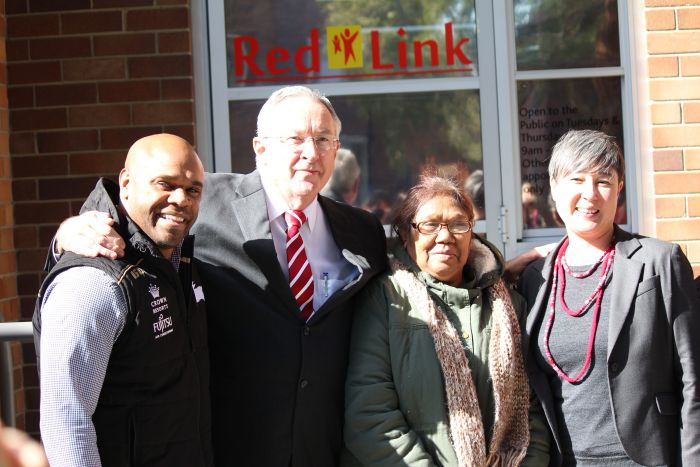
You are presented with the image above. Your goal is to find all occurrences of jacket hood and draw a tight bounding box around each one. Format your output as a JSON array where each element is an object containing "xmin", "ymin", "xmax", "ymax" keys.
[{"xmin": 389, "ymin": 233, "xmax": 505, "ymax": 290}]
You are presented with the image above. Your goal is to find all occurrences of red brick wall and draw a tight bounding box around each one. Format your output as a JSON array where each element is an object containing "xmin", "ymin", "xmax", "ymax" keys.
[
  {"xmin": 0, "ymin": 2, "xmax": 23, "ymax": 431},
  {"xmin": 646, "ymin": 0, "xmax": 700, "ymax": 276},
  {"xmin": 6, "ymin": 0, "xmax": 195, "ymax": 435}
]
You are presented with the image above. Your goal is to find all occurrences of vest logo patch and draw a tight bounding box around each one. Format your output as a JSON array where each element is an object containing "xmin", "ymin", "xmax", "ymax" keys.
[
  {"xmin": 192, "ymin": 281, "xmax": 204, "ymax": 303},
  {"xmin": 148, "ymin": 284, "xmax": 173, "ymax": 339},
  {"xmin": 148, "ymin": 283, "xmax": 160, "ymax": 299},
  {"xmin": 153, "ymin": 313, "xmax": 173, "ymax": 339}
]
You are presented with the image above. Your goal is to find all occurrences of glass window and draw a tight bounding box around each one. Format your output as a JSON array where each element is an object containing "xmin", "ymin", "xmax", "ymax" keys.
[
  {"xmin": 514, "ymin": 0, "xmax": 620, "ymax": 70},
  {"xmin": 510, "ymin": 0, "xmax": 629, "ymax": 236},
  {"xmin": 230, "ymin": 90, "xmax": 483, "ymax": 222},
  {"xmin": 206, "ymin": 0, "xmax": 637, "ymax": 252},
  {"xmin": 225, "ymin": 0, "xmax": 478, "ymax": 87},
  {"xmin": 517, "ymin": 77, "xmax": 625, "ymax": 230},
  {"xmin": 221, "ymin": 0, "xmax": 489, "ymax": 228}
]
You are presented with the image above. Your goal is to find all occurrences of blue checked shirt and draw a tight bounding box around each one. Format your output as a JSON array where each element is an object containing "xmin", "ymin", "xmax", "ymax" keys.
[{"xmin": 39, "ymin": 247, "xmax": 182, "ymax": 467}]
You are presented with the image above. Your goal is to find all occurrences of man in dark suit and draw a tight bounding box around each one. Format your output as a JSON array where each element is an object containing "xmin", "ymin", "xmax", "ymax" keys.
[{"xmin": 53, "ymin": 86, "xmax": 388, "ymax": 466}]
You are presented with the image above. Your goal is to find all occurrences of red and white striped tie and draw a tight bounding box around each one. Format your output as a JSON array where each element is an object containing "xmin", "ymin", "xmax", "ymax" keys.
[{"xmin": 285, "ymin": 210, "xmax": 314, "ymax": 320}]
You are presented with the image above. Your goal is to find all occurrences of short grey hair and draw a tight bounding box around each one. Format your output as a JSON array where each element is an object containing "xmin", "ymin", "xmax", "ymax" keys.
[
  {"xmin": 256, "ymin": 86, "xmax": 342, "ymax": 137},
  {"xmin": 549, "ymin": 129, "xmax": 625, "ymax": 182},
  {"xmin": 321, "ymin": 148, "xmax": 360, "ymax": 196}
]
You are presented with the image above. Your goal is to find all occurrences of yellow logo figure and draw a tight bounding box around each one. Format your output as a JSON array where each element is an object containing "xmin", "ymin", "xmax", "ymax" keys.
[{"xmin": 327, "ymin": 25, "xmax": 363, "ymax": 68}]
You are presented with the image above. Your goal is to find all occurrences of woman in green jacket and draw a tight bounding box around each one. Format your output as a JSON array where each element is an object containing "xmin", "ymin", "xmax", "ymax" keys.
[{"xmin": 342, "ymin": 173, "xmax": 550, "ymax": 467}]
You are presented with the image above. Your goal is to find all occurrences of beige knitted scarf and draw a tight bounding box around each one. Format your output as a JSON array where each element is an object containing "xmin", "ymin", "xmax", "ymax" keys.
[{"xmin": 390, "ymin": 242, "xmax": 530, "ymax": 467}]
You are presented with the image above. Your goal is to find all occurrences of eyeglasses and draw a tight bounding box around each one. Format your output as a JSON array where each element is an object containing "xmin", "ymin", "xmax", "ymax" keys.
[
  {"xmin": 263, "ymin": 136, "xmax": 340, "ymax": 153},
  {"xmin": 411, "ymin": 220, "xmax": 473, "ymax": 235}
]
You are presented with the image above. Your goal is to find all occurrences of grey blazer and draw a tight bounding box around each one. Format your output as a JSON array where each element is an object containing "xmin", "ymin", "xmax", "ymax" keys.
[
  {"xmin": 191, "ymin": 171, "xmax": 388, "ymax": 467},
  {"xmin": 521, "ymin": 226, "xmax": 700, "ymax": 466}
]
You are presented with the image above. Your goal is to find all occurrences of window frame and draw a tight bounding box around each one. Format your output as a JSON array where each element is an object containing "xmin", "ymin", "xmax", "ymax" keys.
[
  {"xmin": 194, "ymin": 0, "xmax": 648, "ymax": 258},
  {"xmin": 494, "ymin": 0, "xmax": 644, "ymax": 257}
]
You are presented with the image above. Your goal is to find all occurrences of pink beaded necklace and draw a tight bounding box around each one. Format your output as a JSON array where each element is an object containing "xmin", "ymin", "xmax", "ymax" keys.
[{"xmin": 542, "ymin": 237, "xmax": 615, "ymax": 383}]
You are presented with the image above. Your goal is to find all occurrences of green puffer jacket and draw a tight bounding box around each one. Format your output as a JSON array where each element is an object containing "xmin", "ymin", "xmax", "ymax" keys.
[{"xmin": 341, "ymin": 236, "xmax": 550, "ymax": 467}]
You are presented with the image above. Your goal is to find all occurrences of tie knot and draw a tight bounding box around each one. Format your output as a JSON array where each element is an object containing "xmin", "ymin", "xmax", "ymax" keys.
[{"xmin": 285, "ymin": 210, "xmax": 307, "ymax": 229}]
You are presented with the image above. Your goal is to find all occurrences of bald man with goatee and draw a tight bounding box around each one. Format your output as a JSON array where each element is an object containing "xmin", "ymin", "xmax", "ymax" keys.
[{"xmin": 33, "ymin": 134, "xmax": 213, "ymax": 467}]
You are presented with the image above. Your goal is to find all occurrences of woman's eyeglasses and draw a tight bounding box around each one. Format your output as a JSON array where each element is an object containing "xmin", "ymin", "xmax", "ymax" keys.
[{"xmin": 411, "ymin": 220, "xmax": 473, "ymax": 235}]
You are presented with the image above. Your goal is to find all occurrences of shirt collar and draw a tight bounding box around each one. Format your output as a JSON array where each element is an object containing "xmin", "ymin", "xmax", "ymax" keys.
[
  {"xmin": 170, "ymin": 242, "xmax": 183, "ymax": 271},
  {"xmin": 260, "ymin": 174, "xmax": 320, "ymax": 232}
]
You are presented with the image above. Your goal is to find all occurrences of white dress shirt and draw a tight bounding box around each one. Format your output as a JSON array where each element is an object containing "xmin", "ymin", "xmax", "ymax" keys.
[{"xmin": 260, "ymin": 176, "xmax": 359, "ymax": 317}]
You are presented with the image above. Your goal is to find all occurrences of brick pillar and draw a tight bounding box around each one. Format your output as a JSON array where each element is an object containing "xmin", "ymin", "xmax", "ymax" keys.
[
  {"xmin": 6, "ymin": 0, "xmax": 195, "ymax": 436},
  {"xmin": 646, "ymin": 1, "xmax": 700, "ymax": 276}
]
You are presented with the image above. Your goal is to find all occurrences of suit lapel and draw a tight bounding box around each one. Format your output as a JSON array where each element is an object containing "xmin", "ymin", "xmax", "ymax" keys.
[
  {"xmin": 231, "ymin": 172, "xmax": 271, "ymax": 242},
  {"xmin": 524, "ymin": 238, "xmax": 561, "ymax": 357},
  {"xmin": 229, "ymin": 188, "xmax": 381, "ymax": 320},
  {"xmin": 313, "ymin": 197, "xmax": 374, "ymax": 317},
  {"xmin": 320, "ymin": 196, "xmax": 372, "ymax": 279},
  {"xmin": 607, "ymin": 230, "xmax": 643, "ymax": 359},
  {"xmin": 521, "ymin": 239, "xmax": 564, "ymax": 453},
  {"xmin": 231, "ymin": 171, "xmax": 296, "ymax": 310}
]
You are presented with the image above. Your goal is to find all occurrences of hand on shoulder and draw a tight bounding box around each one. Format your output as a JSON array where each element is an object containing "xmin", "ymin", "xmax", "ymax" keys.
[
  {"xmin": 504, "ymin": 242, "xmax": 556, "ymax": 284},
  {"xmin": 56, "ymin": 211, "xmax": 125, "ymax": 260}
]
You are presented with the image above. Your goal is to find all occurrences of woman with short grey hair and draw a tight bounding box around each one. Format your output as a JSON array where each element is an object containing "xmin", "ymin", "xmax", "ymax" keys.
[{"xmin": 520, "ymin": 129, "xmax": 700, "ymax": 466}]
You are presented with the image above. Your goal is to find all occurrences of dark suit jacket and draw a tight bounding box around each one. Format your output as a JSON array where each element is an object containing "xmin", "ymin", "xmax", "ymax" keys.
[
  {"xmin": 191, "ymin": 171, "xmax": 387, "ymax": 467},
  {"xmin": 521, "ymin": 226, "xmax": 700, "ymax": 466}
]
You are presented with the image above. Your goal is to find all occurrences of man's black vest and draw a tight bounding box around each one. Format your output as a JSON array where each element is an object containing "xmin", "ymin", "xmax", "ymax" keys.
[{"xmin": 33, "ymin": 179, "xmax": 212, "ymax": 467}]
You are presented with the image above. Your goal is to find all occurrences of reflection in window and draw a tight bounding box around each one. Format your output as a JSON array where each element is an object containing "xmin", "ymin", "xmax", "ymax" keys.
[
  {"xmin": 514, "ymin": 0, "xmax": 619, "ymax": 70},
  {"xmin": 229, "ymin": 90, "xmax": 484, "ymax": 224},
  {"xmin": 517, "ymin": 77, "xmax": 626, "ymax": 229}
]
